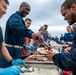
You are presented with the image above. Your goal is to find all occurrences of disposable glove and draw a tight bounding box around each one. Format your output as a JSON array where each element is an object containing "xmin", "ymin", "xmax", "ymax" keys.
[
  {"xmin": 11, "ymin": 59, "xmax": 25, "ymax": 67},
  {"xmin": 0, "ymin": 65, "xmax": 22, "ymax": 75},
  {"xmin": 24, "ymin": 46, "xmax": 35, "ymax": 50},
  {"xmin": 46, "ymin": 39, "xmax": 51, "ymax": 43}
]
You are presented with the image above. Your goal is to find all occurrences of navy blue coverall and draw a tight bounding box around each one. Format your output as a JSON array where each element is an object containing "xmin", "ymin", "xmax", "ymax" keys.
[
  {"xmin": 52, "ymin": 26, "xmax": 76, "ymax": 72},
  {"xmin": 60, "ymin": 36, "xmax": 64, "ymax": 41},
  {"xmin": 64, "ymin": 32, "xmax": 73, "ymax": 42},
  {"xmin": 2, "ymin": 11, "xmax": 33, "ymax": 68},
  {"xmin": 61, "ymin": 32, "xmax": 73, "ymax": 52}
]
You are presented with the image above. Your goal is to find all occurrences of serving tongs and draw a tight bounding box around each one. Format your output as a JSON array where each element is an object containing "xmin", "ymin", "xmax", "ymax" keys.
[
  {"xmin": 22, "ymin": 64, "xmax": 34, "ymax": 73},
  {"xmin": 35, "ymin": 37, "xmax": 50, "ymax": 47},
  {"xmin": 16, "ymin": 64, "xmax": 34, "ymax": 73}
]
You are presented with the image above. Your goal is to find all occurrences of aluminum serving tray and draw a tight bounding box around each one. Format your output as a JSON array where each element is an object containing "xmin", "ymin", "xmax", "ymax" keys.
[
  {"xmin": 21, "ymin": 55, "xmax": 60, "ymax": 75},
  {"xmin": 24, "ymin": 55, "xmax": 57, "ymax": 69},
  {"xmin": 24, "ymin": 55, "xmax": 54, "ymax": 64}
]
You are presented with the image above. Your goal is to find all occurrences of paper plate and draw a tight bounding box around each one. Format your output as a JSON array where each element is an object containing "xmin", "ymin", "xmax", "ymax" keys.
[{"xmin": 37, "ymin": 48, "xmax": 48, "ymax": 54}]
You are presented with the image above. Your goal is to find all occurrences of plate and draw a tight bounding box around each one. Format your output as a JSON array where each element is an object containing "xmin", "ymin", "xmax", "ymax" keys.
[
  {"xmin": 37, "ymin": 48, "xmax": 59, "ymax": 54},
  {"xmin": 51, "ymin": 44, "xmax": 68, "ymax": 47},
  {"xmin": 37, "ymin": 48, "xmax": 48, "ymax": 54}
]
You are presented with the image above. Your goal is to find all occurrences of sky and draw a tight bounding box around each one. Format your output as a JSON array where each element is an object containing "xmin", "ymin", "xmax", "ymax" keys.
[{"xmin": 0, "ymin": 0, "xmax": 69, "ymax": 38}]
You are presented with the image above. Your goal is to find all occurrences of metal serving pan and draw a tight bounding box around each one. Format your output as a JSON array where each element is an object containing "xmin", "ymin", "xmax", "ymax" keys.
[
  {"xmin": 24, "ymin": 55, "xmax": 54, "ymax": 64},
  {"xmin": 24, "ymin": 55, "xmax": 57, "ymax": 69},
  {"xmin": 21, "ymin": 55, "xmax": 60, "ymax": 75}
]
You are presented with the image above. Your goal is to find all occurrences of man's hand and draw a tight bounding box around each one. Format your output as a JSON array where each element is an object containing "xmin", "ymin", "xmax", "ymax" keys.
[
  {"xmin": 11, "ymin": 59, "xmax": 25, "ymax": 67},
  {"xmin": 67, "ymin": 42, "xmax": 72, "ymax": 45},
  {"xmin": 0, "ymin": 65, "xmax": 22, "ymax": 75},
  {"xmin": 64, "ymin": 47, "xmax": 72, "ymax": 53},
  {"xmin": 45, "ymin": 51, "xmax": 55, "ymax": 61},
  {"xmin": 61, "ymin": 40, "xmax": 65, "ymax": 44},
  {"xmin": 31, "ymin": 33, "xmax": 44, "ymax": 44},
  {"xmin": 44, "ymin": 44, "xmax": 51, "ymax": 51}
]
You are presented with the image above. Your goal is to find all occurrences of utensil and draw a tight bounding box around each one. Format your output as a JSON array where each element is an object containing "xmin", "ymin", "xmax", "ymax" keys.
[
  {"xmin": 43, "ymin": 41, "xmax": 50, "ymax": 47},
  {"xmin": 16, "ymin": 64, "xmax": 34, "ymax": 73},
  {"xmin": 35, "ymin": 37, "xmax": 50, "ymax": 47},
  {"xmin": 23, "ymin": 64, "xmax": 34, "ymax": 72}
]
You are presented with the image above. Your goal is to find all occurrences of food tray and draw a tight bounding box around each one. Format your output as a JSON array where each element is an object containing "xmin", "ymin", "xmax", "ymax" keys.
[
  {"xmin": 24, "ymin": 55, "xmax": 57, "ymax": 70},
  {"xmin": 20, "ymin": 66, "xmax": 59, "ymax": 75},
  {"xmin": 22, "ymin": 55, "xmax": 60, "ymax": 75},
  {"xmin": 24, "ymin": 55, "xmax": 54, "ymax": 64}
]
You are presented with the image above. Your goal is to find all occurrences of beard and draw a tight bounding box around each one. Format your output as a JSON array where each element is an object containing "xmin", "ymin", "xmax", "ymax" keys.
[
  {"xmin": 20, "ymin": 12, "xmax": 26, "ymax": 17},
  {"xmin": 69, "ymin": 14, "xmax": 76, "ymax": 25},
  {"xmin": 20, "ymin": 10, "xmax": 29, "ymax": 17}
]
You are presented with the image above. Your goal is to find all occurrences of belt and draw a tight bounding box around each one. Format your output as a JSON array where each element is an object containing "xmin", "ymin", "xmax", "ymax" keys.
[{"xmin": 5, "ymin": 43, "xmax": 23, "ymax": 49}]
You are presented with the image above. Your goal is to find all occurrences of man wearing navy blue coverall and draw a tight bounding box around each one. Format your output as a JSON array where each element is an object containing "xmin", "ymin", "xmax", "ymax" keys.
[
  {"xmin": 60, "ymin": 34, "xmax": 64, "ymax": 41},
  {"xmin": 2, "ymin": 2, "xmax": 44, "ymax": 68},
  {"xmin": 46, "ymin": 0, "xmax": 76, "ymax": 75},
  {"xmin": 64, "ymin": 26, "xmax": 73, "ymax": 42},
  {"xmin": 61, "ymin": 26, "xmax": 73, "ymax": 53}
]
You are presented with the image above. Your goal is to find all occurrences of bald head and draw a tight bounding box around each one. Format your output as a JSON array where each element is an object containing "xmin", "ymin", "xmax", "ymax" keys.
[
  {"xmin": 20, "ymin": 2, "xmax": 30, "ymax": 10},
  {"xmin": 19, "ymin": 2, "xmax": 31, "ymax": 17}
]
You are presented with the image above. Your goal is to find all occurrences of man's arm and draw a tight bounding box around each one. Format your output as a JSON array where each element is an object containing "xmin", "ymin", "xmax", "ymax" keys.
[
  {"xmin": 9, "ymin": 15, "xmax": 44, "ymax": 43},
  {"xmin": 2, "ymin": 42, "xmax": 26, "ymax": 67},
  {"xmin": 9, "ymin": 15, "xmax": 33, "ymax": 38},
  {"xmin": 2, "ymin": 42, "xmax": 12, "ymax": 62},
  {"xmin": 52, "ymin": 49, "xmax": 76, "ymax": 71}
]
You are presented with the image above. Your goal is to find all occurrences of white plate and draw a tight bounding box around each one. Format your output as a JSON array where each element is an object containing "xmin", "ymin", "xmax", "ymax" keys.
[
  {"xmin": 37, "ymin": 48, "xmax": 59, "ymax": 54},
  {"xmin": 52, "ymin": 44, "xmax": 68, "ymax": 47},
  {"xmin": 37, "ymin": 48, "xmax": 48, "ymax": 54}
]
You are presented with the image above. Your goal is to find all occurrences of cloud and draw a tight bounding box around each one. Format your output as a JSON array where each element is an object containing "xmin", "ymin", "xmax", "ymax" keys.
[{"xmin": 0, "ymin": 0, "xmax": 68, "ymax": 38}]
